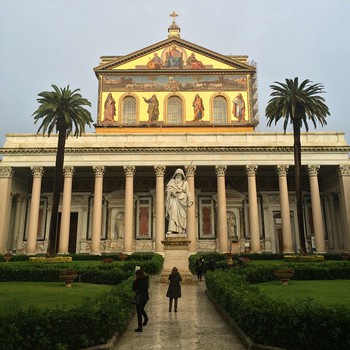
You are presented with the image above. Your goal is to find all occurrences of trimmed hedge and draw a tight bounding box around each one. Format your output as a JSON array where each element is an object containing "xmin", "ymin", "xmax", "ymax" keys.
[
  {"xmin": 0, "ymin": 277, "xmax": 134, "ymax": 350},
  {"xmin": 238, "ymin": 261, "xmax": 350, "ymax": 283},
  {"xmin": 0, "ymin": 253, "xmax": 164, "ymax": 283},
  {"xmin": 189, "ymin": 253, "xmax": 289, "ymax": 273},
  {"xmin": 0, "ymin": 252, "xmax": 163, "ymax": 262},
  {"xmin": 0, "ymin": 253, "xmax": 164, "ymax": 349},
  {"xmin": 206, "ymin": 265, "xmax": 350, "ymax": 350}
]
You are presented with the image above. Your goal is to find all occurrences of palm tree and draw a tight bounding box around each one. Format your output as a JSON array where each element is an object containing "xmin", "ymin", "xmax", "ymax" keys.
[
  {"xmin": 265, "ymin": 78, "xmax": 330, "ymax": 254},
  {"xmin": 33, "ymin": 85, "xmax": 92, "ymax": 256}
]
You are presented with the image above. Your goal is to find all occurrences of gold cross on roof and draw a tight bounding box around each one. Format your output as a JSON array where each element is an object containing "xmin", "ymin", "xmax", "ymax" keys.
[{"xmin": 170, "ymin": 11, "xmax": 178, "ymax": 23}]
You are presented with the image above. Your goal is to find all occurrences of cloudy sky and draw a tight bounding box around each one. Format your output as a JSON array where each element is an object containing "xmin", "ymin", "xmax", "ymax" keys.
[{"xmin": 1, "ymin": 0, "xmax": 349, "ymax": 150}]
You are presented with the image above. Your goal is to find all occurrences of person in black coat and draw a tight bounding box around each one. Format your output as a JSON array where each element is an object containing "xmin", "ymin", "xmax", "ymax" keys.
[
  {"xmin": 166, "ymin": 267, "xmax": 182, "ymax": 312},
  {"xmin": 132, "ymin": 269, "xmax": 149, "ymax": 332},
  {"xmin": 196, "ymin": 257, "xmax": 204, "ymax": 281}
]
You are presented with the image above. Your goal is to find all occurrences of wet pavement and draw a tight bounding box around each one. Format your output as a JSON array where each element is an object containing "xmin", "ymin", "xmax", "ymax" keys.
[{"xmin": 113, "ymin": 276, "xmax": 246, "ymax": 350}]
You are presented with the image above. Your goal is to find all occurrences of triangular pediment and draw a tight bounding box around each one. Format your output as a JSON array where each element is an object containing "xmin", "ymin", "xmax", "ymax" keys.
[{"xmin": 94, "ymin": 37, "xmax": 255, "ymax": 74}]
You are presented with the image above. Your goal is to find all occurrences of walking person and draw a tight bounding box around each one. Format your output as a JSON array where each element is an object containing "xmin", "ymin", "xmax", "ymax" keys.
[
  {"xmin": 196, "ymin": 257, "xmax": 204, "ymax": 281},
  {"xmin": 132, "ymin": 269, "xmax": 149, "ymax": 332},
  {"xmin": 166, "ymin": 267, "xmax": 182, "ymax": 312}
]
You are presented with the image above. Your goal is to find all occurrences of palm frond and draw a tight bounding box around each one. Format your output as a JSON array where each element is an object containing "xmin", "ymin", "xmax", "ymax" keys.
[
  {"xmin": 265, "ymin": 77, "xmax": 330, "ymax": 132},
  {"xmin": 32, "ymin": 84, "xmax": 92, "ymax": 138}
]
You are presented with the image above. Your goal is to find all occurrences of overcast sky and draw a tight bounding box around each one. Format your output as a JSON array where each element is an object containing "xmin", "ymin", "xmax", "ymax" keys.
[{"xmin": 1, "ymin": 0, "xmax": 349, "ymax": 150}]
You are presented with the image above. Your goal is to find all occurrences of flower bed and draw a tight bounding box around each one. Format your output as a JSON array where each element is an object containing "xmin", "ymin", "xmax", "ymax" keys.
[
  {"xmin": 284, "ymin": 254, "xmax": 324, "ymax": 262},
  {"xmin": 29, "ymin": 256, "xmax": 73, "ymax": 263}
]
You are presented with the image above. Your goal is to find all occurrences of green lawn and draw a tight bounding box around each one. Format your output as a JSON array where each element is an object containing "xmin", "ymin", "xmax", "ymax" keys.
[
  {"xmin": 256, "ymin": 279, "xmax": 350, "ymax": 307},
  {"xmin": 0, "ymin": 281, "xmax": 113, "ymax": 311}
]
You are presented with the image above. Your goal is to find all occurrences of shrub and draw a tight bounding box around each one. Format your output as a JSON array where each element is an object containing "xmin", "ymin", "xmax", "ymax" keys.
[
  {"xmin": 0, "ymin": 253, "xmax": 164, "ymax": 349},
  {"xmin": 206, "ymin": 266, "xmax": 350, "ymax": 349},
  {"xmin": 0, "ymin": 278, "xmax": 134, "ymax": 350},
  {"xmin": 0, "ymin": 253, "xmax": 164, "ymax": 282}
]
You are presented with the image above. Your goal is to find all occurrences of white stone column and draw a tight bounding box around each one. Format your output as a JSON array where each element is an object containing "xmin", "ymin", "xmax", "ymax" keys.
[
  {"xmin": 215, "ymin": 165, "xmax": 228, "ymax": 253},
  {"xmin": 185, "ymin": 165, "xmax": 196, "ymax": 252},
  {"xmin": 307, "ymin": 165, "xmax": 326, "ymax": 253},
  {"xmin": 123, "ymin": 166, "xmax": 135, "ymax": 254},
  {"xmin": 0, "ymin": 167, "xmax": 14, "ymax": 253},
  {"xmin": 27, "ymin": 166, "xmax": 44, "ymax": 254},
  {"xmin": 91, "ymin": 166, "xmax": 105, "ymax": 254},
  {"xmin": 154, "ymin": 166, "xmax": 166, "ymax": 253},
  {"xmin": 246, "ymin": 165, "xmax": 260, "ymax": 253},
  {"xmin": 58, "ymin": 166, "xmax": 75, "ymax": 254},
  {"xmin": 339, "ymin": 165, "xmax": 350, "ymax": 250},
  {"xmin": 276, "ymin": 165, "xmax": 294, "ymax": 253}
]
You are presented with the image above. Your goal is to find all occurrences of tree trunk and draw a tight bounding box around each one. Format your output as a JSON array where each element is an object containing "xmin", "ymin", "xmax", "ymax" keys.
[
  {"xmin": 47, "ymin": 129, "xmax": 66, "ymax": 257},
  {"xmin": 293, "ymin": 122, "xmax": 306, "ymax": 254}
]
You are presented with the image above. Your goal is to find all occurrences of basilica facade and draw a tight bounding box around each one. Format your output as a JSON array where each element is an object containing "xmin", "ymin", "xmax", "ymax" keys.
[{"xmin": 0, "ymin": 16, "xmax": 349, "ymax": 256}]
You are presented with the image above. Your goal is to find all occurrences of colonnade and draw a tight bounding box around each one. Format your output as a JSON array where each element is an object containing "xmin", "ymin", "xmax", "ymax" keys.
[{"xmin": 0, "ymin": 164, "xmax": 349, "ymax": 254}]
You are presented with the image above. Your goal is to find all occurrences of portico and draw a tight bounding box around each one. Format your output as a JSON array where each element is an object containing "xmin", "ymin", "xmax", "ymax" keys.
[
  {"xmin": 0, "ymin": 131, "xmax": 349, "ymax": 256},
  {"xmin": 0, "ymin": 16, "xmax": 349, "ymax": 257}
]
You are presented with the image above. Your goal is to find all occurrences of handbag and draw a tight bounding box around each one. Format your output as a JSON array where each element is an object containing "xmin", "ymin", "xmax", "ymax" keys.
[{"xmin": 132, "ymin": 294, "xmax": 140, "ymax": 305}]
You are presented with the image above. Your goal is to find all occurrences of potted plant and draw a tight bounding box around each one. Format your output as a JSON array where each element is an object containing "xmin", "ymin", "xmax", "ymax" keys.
[
  {"xmin": 3, "ymin": 252, "xmax": 13, "ymax": 262},
  {"xmin": 274, "ymin": 268, "xmax": 294, "ymax": 286},
  {"xmin": 59, "ymin": 268, "xmax": 78, "ymax": 287},
  {"xmin": 224, "ymin": 252, "xmax": 233, "ymax": 267},
  {"xmin": 119, "ymin": 253, "xmax": 128, "ymax": 261}
]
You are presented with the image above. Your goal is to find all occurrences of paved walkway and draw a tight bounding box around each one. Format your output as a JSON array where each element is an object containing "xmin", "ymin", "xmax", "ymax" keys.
[{"xmin": 113, "ymin": 276, "xmax": 246, "ymax": 350}]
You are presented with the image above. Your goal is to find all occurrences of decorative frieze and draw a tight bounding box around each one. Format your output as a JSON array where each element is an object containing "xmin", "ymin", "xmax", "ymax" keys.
[
  {"xmin": 268, "ymin": 195, "xmax": 280, "ymax": 204},
  {"xmin": 3, "ymin": 145, "xmax": 349, "ymax": 155},
  {"xmin": 98, "ymin": 240, "xmax": 124, "ymax": 252},
  {"xmin": 135, "ymin": 240, "xmax": 153, "ymax": 251},
  {"xmin": 197, "ymin": 240, "xmax": 217, "ymax": 251},
  {"xmin": 71, "ymin": 196, "xmax": 85, "ymax": 206}
]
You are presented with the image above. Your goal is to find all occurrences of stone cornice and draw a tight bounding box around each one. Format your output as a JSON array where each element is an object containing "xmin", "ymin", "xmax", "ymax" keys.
[{"xmin": 1, "ymin": 145, "xmax": 350, "ymax": 155}]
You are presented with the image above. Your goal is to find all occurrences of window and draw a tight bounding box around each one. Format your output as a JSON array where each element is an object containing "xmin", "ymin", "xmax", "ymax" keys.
[
  {"xmin": 198, "ymin": 197, "xmax": 215, "ymax": 239},
  {"xmin": 167, "ymin": 96, "xmax": 182, "ymax": 124},
  {"xmin": 122, "ymin": 96, "xmax": 136, "ymax": 124},
  {"xmin": 136, "ymin": 197, "xmax": 152, "ymax": 239},
  {"xmin": 213, "ymin": 96, "xmax": 227, "ymax": 124}
]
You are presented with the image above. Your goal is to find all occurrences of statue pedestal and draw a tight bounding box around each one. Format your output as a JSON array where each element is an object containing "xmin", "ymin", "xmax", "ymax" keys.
[
  {"xmin": 160, "ymin": 236, "xmax": 194, "ymax": 284},
  {"xmin": 231, "ymin": 242, "xmax": 240, "ymax": 254}
]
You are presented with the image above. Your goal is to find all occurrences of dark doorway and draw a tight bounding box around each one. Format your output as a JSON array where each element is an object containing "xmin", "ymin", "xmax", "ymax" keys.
[
  {"xmin": 56, "ymin": 212, "xmax": 78, "ymax": 254},
  {"xmin": 277, "ymin": 228, "xmax": 283, "ymax": 253}
]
